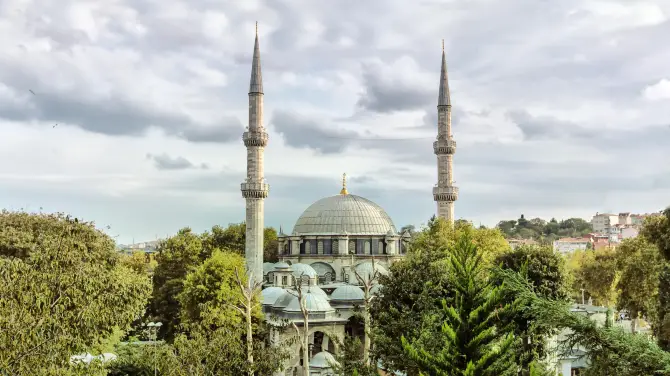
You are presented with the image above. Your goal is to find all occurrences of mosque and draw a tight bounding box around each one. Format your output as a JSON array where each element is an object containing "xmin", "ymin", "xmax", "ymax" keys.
[{"xmin": 240, "ymin": 24, "xmax": 458, "ymax": 375}]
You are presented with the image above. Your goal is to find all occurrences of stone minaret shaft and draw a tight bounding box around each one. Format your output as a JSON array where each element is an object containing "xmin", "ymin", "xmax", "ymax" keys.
[
  {"xmin": 433, "ymin": 41, "xmax": 458, "ymax": 223},
  {"xmin": 241, "ymin": 23, "xmax": 269, "ymax": 283}
]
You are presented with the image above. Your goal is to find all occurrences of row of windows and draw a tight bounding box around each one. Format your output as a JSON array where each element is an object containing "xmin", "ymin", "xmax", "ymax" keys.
[{"xmin": 281, "ymin": 239, "xmax": 407, "ymax": 256}]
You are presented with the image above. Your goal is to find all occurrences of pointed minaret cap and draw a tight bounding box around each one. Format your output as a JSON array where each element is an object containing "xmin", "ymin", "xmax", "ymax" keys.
[
  {"xmin": 438, "ymin": 39, "xmax": 450, "ymax": 107},
  {"xmin": 340, "ymin": 173, "xmax": 349, "ymax": 195},
  {"xmin": 249, "ymin": 21, "xmax": 263, "ymax": 94}
]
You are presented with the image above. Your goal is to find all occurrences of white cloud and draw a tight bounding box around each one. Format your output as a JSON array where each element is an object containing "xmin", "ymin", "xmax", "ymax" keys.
[{"xmin": 643, "ymin": 78, "xmax": 670, "ymax": 100}]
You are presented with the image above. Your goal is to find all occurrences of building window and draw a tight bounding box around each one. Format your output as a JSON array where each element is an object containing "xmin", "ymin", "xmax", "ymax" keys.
[
  {"xmin": 310, "ymin": 240, "xmax": 318, "ymax": 255},
  {"xmin": 323, "ymin": 239, "xmax": 332, "ymax": 255},
  {"xmin": 282, "ymin": 276, "xmax": 288, "ymax": 285},
  {"xmin": 300, "ymin": 242, "xmax": 306, "ymax": 255},
  {"xmin": 356, "ymin": 239, "xmax": 365, "ymax": 254}
]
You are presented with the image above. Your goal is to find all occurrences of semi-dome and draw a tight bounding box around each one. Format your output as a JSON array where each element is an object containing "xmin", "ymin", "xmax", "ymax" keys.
[
  {"xmin": 273, "ymin": 290, "xmax": 297, "ymax": 309},
  {"xmin": 291, "ymin": 263, "xmax": 318, "ymax": 279},
  {"xmin": 330, "ymin": 285, "xmax": 365, "ymax": 301},
  {"xmin": 261, "ymin": 287, "xmax": 286, "ymax": 305},
  {"xmin": 291, "ymin": 194, "xmax": 397, "ymax": 235},
  {"xmin": 284, "ymin": 292, "xmax": 333, "ymax": 313},
  {"xmin": 307, "ymin": 285, "xmax": 329, "ymax": 300},
  {"xmin": 348, "ymin": 262, "xmax": 389, "ymax": 284},
  {"xmin": 310, "ymin": 351, "xmax": 339, "ymax": 369}
]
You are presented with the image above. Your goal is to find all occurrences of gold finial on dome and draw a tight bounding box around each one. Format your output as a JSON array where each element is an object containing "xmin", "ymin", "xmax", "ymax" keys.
[{"xmin": 340, "ymin": 173, "xmax": 348, "ymax": 195}]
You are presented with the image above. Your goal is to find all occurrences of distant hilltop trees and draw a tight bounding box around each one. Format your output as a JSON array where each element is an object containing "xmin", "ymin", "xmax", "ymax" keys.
[{"xmin": 496, "ymin": 214, "xmax": 593, "ymax": 243}]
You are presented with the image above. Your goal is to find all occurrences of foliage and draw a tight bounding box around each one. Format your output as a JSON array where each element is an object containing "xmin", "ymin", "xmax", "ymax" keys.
[
  {"xmin": 263, "ymin": 227, "xmax": 279, "ymax": 263},
  {"xmin": 640, "ymin": 208, "xmax": 670, "ymax": 349},
  {"xmin": 150, "ymin": 228, "xmax": 210, "ymax": 340},
  {"xmin": 372, "ymin": 217, "xmax": 510, "ymax": 375},
  {"xmin": 615, "ymin": 237, "xmax": 663, "ymax": 331},
  {"xmin": 330, "ymin": 336, "xmax": 379, "ymax": 376},
  {"xmin": 149, "ymin": 223, "xmax": 278, "ymax": 340},
  {"xmin": 0, "ymin": 211, "xmax": 151, "ymax": 375},
  {"xmin": 501, "ymin": 267, "xmax": 670, "ymax": 376},
  {"xmin": 563, "ymin": 249, "xmax": 591, "ymax": 303},
  {"xmin": 107, "ymin": 326, "xmax": 288, "ymax": 376},
  {"xmin": 496, "ymin": 215, "xmax": 592, "ymax": 243},
  {"xmin": 178, "ymin": 250, "xmax": 261, "ymax": 330},
  {"xmin": 371, "ymin": 219, "xmax": 454, "ymax": 375},
  {"xmin": 120, "ymin": 251, "xmax": 157, "ymax": 275},
  {"xmin": 493, "ymin": 245, "xmax": 569, "ymax": 371},
  {"xmin": 574, "ymin": 247, "xmax": 620, "ymax": 307},
  {"xmin": 402, "ymin": 235, "xmax": 518, "ymax": 376}
]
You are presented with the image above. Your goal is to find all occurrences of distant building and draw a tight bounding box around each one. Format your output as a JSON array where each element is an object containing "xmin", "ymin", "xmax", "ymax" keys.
[
  {"xmin": 553, "ymin": 238, "xmax": 590, "ymax": 254},
  {"xmin": 620, "ymin": 227, "xmax": 639, "ymax": 240},
  {"xmin": 591, "ymin": 213, "xmax": 618, "ymax": 233}
]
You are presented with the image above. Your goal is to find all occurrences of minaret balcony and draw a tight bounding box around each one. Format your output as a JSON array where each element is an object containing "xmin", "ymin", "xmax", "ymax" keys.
[
  {"xmin": 241, "ymin": 182, "xmax": 270, "ymax": 199},
  {"xmin": 243, "ymin": 131, "xmax": 269, "ymax": 147},
  {"xmin": 433, "ymin": 139, "xmax": 456, "ymax": 155},
  {"xmin": 433, "ymin": 185, "xmax": 459, "ymax": 202}
]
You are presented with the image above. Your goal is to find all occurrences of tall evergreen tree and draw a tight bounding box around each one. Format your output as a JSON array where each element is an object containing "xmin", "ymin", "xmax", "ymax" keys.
[{"xmin": 402, "ymin": 235, "xmax": 518, "ymax": 376}]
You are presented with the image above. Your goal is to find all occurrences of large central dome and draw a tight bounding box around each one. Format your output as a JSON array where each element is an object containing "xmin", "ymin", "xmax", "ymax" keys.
[{"xmin": 292, "ymin": 194, "xmax": 397, "ymax": 236}]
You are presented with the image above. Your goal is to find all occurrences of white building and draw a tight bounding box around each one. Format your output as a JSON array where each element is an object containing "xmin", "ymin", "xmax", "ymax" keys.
[
  {"xmin": 591, "ymin": 213, "xmax": 618, "ymax": 233},
  {"xmin": 553, "ymin": 238, "xmax": 590, "ymax": 254}
]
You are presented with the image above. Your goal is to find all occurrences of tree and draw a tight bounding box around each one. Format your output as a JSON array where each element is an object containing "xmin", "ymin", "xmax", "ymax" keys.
[
  {"xmin": 577, "ymin": 247, "xmax": 620, "ymax": 307},
  {"xmin": 330, "ymin": 336, "xmax": 379, "ymax": 376},
  {"xmin": 0, "ymin": 211, "xmax": 151, "ymax": 374},
  {"xmin": 232, "ymin": 268, "xmax": 264, "ymax": 376},
  {"xmin": 501, "ymin": 267, "xmax": 670, "ymax": 376},
  {"xmin": 494, "ymin": 244, "xmax": 569, "ymax": 373},
  {"xmin": 263, "ymin": 227, "xmax": 279, "ymax": 263},
  {"xmin": 178, "ymin": 250, "xmax": 261, "ymax": 330},
  {"xmin": 615, "ymin": 237, "xmax": 663, "ymax": 333},
  {"xmin": 402, "ymin": 235, "xmax": 517, "ymax": 376},
  {"xmin": 120, "ymin": 251, "xmax": 157, "ymax": 275},
  {"xmin": 290, "ymin": 277, "xmax": 311, "ymax": 376},
  {"xmin": 351, "ymin": 257, "xmax": 381, "ymax": 366},
  {"xmin": 150, "ymin": 228, "xmax": 210, "ymax": 340},
  {"xmin": 372, "ymin": 217, "xmax": 510, "ymax": 375},
  {"xmin": 640, "ymin": 208, "xmax": 670, "ymax": 348}
]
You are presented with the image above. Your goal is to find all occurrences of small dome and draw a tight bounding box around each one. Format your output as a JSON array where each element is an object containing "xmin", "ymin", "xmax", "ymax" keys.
[
  {"xmin": 310, "ymin": 351, "xmax": 339, "ymax": 369},
  {"xmin": 263, "ymin": 262, "xmax": 276, "ymax": 274},
  {"xmin": 291, "ymin": 263, "xmax": 318, "ymax": 279},
  {"xmin": 330, "ymin": 285, "xmax": 365, "ymax": 301},
  {"xmin": 272, "ymin": 290, "xmax": 297, "ymax": 309},
  {"xmin": 348, "ymin": 262, "xmax": 388, "ymax": 284},
  {"xmin": 261, "ymin": 287, "xmax": 286, "ymax": 305},
  {"xmin": 307, "ymin": 285, "xmax": 329, "ymax": 300},
  {"xmin": 273, "ymin": 262, "xmax": 291, "ymax": 270},
  {"xmin": 284, "ymin": 292, "xmax": 333, "ymax": 313}
]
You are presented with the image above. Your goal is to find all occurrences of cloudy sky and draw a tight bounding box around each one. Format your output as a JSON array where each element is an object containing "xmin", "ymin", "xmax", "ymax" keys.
[{"xmin": 1, "ymin": 0, "xmax": 669, "ymax": 244}]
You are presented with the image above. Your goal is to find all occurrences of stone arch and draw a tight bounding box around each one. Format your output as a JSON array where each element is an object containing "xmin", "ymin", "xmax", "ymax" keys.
[
  {"xmin": 311, "ymin": 262, "xmax": 336, "ymax": 284},
  {"xmin": 311, "ymin": 330, "xmax": 336, "ymax": 354}
]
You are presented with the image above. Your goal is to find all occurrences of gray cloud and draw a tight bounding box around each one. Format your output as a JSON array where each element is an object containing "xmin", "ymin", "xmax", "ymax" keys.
[
  {"xmin": 146, "ymin": 153, "xmax": 207, "ymax": 171},
  {"xmin": 271, "ymin": 110, "xmax": 359, "ymax": 153},
  {"xmin": 356, "ymin": 63, "xmax": 433, "ymax": 113}
]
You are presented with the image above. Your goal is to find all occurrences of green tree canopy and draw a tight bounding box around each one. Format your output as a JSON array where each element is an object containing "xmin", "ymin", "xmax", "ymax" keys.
[
  {"xmin": 496, "ymin": 215, "xmax": 592, "ymax": 243},
  {"xmin": 402, "ymin": 235, "xmax": 517, "ymax": 376},
  {"xmin": 493, "ymin": 244, "xmax": 569, "ymax": 371},
  {"xmin": 0, "ymin": 211, "xmax": 151, "ymax": 374},
  {"xmin": 178, "ymin": 250, "xmax": 261, "ymax": 330},
  {"xmin": 372, "ymin": 218, "xmax": 510, "ymax": 375}
]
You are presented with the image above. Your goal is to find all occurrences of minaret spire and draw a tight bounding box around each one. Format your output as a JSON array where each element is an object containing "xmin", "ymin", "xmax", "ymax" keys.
[
  {"xmin": 433, "ymin": 40, "xmax": 458, "ymax": 224},
  {"xmin": 241, "ymin": 23, "xmax": 269, "ymax": 283},
  {"xmin": 249, "ymin": 21, "xmax": 263, "ymax": 94}
]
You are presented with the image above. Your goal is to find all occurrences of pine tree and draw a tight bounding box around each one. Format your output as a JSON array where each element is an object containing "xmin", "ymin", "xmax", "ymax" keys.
[{"xmin": 402, "ymin": 235, "xmax": 518, "ymax": 376}]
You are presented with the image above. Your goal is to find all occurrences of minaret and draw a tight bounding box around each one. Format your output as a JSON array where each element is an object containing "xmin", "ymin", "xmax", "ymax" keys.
[
  {"xmin": 433, "ymin": 40, "xmax": 458, "ymax": 224},
  {"xmin": 241, "ymin": 22, "xmax": 269, "ymax": 283}
]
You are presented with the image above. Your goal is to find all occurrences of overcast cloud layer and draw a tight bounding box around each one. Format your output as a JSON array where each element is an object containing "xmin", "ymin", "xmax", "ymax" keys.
[{"xmin": 1, "ymin": 0, "xmax": 669, "ymax": 243}]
